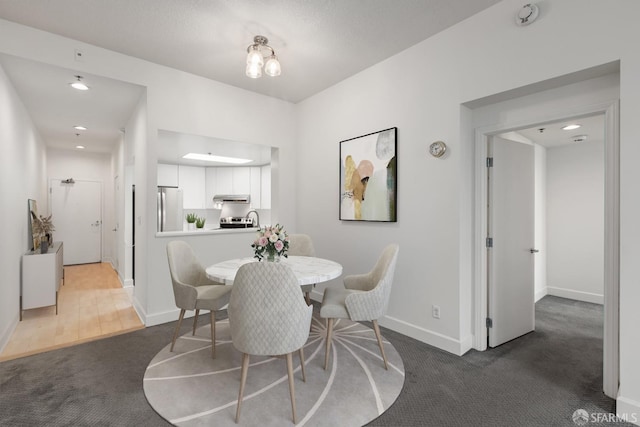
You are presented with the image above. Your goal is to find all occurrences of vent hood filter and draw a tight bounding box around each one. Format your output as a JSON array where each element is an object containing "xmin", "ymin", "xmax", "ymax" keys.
[{"xmin": 212, "ymin": 194, "xmax": 251, "ymax": 205}]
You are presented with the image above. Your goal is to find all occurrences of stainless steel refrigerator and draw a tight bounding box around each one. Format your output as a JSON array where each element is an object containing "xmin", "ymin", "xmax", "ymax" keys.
[{"xmin": 157, "ymin": 187, "xmax": 184, "ymax": 232}]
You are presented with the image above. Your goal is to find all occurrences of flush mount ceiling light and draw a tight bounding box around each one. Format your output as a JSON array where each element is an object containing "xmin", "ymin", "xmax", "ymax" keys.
[
  {"xmin": 183, "ymin": 153, "xmax": 252, "ymax": 164},
  {"xmin": 245, "ymin": 35, "xmax": 281, "ymax": 79},
  {"xmin": 73, "ymin": 125, "xmax": 87, "ymax": 131},
  {"xmin": 562, "ymin": 124, "xmax": 581, "ymax": 130},
  {"xmin": 70, "ymin": 75, "xmax": 89, "ymax": 90},
  {"xmin": 75, "ymin": 145, "xmax": 85, "ymax": 149}
]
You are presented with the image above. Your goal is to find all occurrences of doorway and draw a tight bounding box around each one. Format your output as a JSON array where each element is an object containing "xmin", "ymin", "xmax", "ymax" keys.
[
  {"xmin": 474, "ymin": 101, "xmax": 619, "ymax": 398},
  {"xmin": 50, "ymin": 178, "xmax": 102, "ymax": 265}
]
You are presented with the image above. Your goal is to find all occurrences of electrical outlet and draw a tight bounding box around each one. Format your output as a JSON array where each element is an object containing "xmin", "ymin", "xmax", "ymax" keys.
[{"xmin": 432, "ymin": 305, "xmax": 441, "ymax": 319}]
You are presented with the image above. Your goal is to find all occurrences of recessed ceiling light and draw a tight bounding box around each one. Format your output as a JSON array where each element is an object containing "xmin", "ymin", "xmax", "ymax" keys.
[
  {"xmin": 182, "ymin": 153, "xmax": 252, "ymax": 164},
  {"xmin": 562, "ymin": 124, "xmax": 581, "ymax": 131},
  {"xmin": 73, "ymin": 125, "xmax": 87, "ymax": 130},
  {"xmin": 75, "ymin": 145, "xmax": 85, "ymax": 149},
  {"xmin": 70, "ymin": 75, "xmax": 89, "ymax": 91}
]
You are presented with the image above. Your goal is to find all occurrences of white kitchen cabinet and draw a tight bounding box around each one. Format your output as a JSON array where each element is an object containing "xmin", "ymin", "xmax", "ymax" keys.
[
  {"xmin": 21, "ymin": 241, "xmax": 64, "ymax": 318},
  {"xmin": 179, "ymin": 165, "xmax": 206, "ymax": 209},
  {"xmin": 232, "ymin": 167, "xmax": 251, "ymax": 195},
  {"xmin": 215, "ymin": 168, "xmax": 234, "ymax": 194},
  {"xmin": 250, "ymin": 167, "xmax": 261, "ymax": 209},
  {"xmin": 157, "ymin": 164, "xmax": 179, "ymax": 187},
  {"xmin": 261, "ymin": 165, "xmax": 271, "ymax": 209},
  {"xmin": 204, "ymin": 166, "xmax": 269, "ymax": 209}
]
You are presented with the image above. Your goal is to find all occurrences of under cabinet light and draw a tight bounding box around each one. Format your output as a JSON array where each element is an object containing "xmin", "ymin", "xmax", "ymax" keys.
[{"xmin": 182, "ymin": 153, "xmax": 251, "ymax": 164}]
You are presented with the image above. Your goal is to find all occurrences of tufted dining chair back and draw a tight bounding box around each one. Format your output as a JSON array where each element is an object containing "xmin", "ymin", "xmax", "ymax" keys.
[{"xmin": 227, "ymin": 261, "xmax": 312, "ymax": 423}]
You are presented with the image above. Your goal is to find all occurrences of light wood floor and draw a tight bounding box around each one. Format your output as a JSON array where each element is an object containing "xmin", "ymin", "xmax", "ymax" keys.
[{"xmin": 0, "ymin": 262, "xmax": 143, "ymax": 362}]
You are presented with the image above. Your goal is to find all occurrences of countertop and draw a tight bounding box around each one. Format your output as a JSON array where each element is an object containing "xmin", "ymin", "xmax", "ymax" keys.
[{"xmin": 156, "ymin": 227, "xmax": 259, "ymax": 238}]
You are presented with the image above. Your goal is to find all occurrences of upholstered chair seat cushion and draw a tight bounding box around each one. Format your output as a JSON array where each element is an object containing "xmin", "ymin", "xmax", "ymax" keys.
[
  {"xmin": 319, "ymin": 287, "xmax": 361, "ymax": 319},
  {"xmin": 194, "ymin": 285, "xmax": 231, "ymax": 310}
]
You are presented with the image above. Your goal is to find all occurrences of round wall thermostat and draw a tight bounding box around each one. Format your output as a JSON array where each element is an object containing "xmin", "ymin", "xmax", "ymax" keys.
[
  {"xmin": 429, "ymin": 141, "xmax": 447, "ymax": 158},
  {"xmin": 516, "ymin": 3, "xmax": 539, "ymax": 26}
]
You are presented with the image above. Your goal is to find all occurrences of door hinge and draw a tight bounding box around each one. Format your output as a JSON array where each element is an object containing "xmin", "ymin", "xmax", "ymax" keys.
[
  {"xmin": 486, "ymin": 157, "xmax": 494, "ymax": 168},
  {"xmin": 486, "ymin": 237, "xmax": 493, "ymax": 248},
  {"xmin": 486, "ymin": 317, "xmax": 493, "ymax": 328}
]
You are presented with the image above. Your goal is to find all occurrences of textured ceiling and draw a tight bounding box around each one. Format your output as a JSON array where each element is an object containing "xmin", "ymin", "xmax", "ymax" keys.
[{"xmin": 0, "ymin": 0, "xmax": 502, "ymax": 103}]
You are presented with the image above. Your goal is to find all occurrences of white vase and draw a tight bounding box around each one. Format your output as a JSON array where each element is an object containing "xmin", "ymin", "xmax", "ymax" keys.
[{"xmin": 188, "ymin": 223, "xmax": 196, "ymax": 231}]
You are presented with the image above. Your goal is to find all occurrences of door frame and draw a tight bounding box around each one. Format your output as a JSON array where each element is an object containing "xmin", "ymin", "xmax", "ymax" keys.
[{"xmin": 472, "ymin": 101, "xmax": 619, "ymax": 398}]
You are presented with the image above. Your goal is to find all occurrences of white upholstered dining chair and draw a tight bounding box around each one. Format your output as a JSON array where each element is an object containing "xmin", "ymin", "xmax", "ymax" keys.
[
  {"xmin": 288, "ymin": 233, "xmax": 316, "ymax": 305},
  {"xmin": 228, "ymin": 261, "xmax": 312, "ymax": 424},
  {"xmin": 320, "ymin": 243, "xmax": 399, "ymax": 370},
  {"xmin": 166, "ymin": 241, "xmax": 232, "ymax": 358}
]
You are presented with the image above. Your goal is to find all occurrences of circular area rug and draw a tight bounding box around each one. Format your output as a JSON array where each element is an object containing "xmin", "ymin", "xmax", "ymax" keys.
[{"xmin": 144, "ymin": 312, "xmax": 405, "ymax": 426}]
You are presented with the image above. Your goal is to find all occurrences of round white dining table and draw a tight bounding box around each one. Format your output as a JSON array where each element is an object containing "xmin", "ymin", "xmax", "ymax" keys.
[{"xmin": 205, "ymin": 256, "xmax": 342, "ymax": 286}]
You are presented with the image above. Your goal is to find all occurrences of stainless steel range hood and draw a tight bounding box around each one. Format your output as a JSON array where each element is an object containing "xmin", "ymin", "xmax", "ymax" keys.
[{"xmin": 212, "ymin": 194, "xmax": 251, "ymax": 205}]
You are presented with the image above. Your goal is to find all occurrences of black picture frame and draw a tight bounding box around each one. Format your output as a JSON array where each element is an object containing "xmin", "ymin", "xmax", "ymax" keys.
[{"xmin": 339, "ymin": 127, "xmax": 397, "ymax": 222}]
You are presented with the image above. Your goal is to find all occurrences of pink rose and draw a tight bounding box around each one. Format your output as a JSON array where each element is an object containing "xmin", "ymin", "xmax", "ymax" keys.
[
  {"xmin": 258, "ymin": 236, "xmax": 268, "ymax": 247},
  {"xmin": 274, "ymin": 240, "xmax": 284, "ymax": 252}
]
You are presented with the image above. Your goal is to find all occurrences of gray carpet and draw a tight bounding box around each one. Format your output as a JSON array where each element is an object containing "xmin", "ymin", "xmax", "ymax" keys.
[
  {"xmin": 143, "ymin": 313, "xmax": 404, "ymax": 426},
  {"xmin": 0, "ymin": 296, "xmax": 632, "ymax": 426}
]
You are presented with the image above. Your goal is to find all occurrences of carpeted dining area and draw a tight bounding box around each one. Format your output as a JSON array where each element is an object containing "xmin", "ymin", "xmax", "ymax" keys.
[{"xmin": 0, "ymin": 296, "xmax": 632, "ymax": 426}]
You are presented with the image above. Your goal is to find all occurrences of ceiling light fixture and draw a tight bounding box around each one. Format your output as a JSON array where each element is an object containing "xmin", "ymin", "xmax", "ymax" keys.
[
  {"xmin": 245, "ymin": 35, "xmax": 281, "ymax": 79},
  {"xmin": 572, "ymin": 135, "xmax": 588, "ymax": 143},
  {"xmin": 182, "ymin": 153, "xmax": 252, "ymax": 164},
  {"xmin": 70, "ymin": 75, "xmax": 89, "ymax": 90},
  {"xmin": 74, "ymin": 125, "xmax": 87, "ymax": 130},
  {"xmin": 76, "ymin": 145, "xmax": 85, "ymax": 149},
  {"xmin": 562, "ymin": 124, "xmax": 581, "ymax": 130}
]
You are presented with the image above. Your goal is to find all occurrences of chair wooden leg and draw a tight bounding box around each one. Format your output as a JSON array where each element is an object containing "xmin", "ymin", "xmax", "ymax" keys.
[
  {"xmin": 210, "ymin": 310, "xmax": 216, "ymax": 358},
  {"xmin": 298, "ymin": 348, "xmax": 306, "ymax": 382},
  {"xmin": 192, "ymin": 309, "xmax": 200, "ymax": 335},
  {"xmin": 286, "ymin": 352, "xmax": 297, "ymax": 424},
  {"xmin": 236, "ymin": 353, "xmax": 250, "ymax": 423},
  {"xmin": 170, "ymin": 309, "xmax": 186, "ymax": 352},
  {"xmin": 304, "ymin": 292, "xmax": 311, "ymax": 306},
  {"xmin": 372, "ymin": 319, "xmax": 388, "ymax": 370},
  {"xmin": 324, "ymin": 318, "xmax": 334, "ymax": 370}
]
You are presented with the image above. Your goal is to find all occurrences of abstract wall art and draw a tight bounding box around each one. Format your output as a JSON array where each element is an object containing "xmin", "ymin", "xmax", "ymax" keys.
[{"xmin": 340, "ymin": 127, "xmax": 397, "ymax": 222}]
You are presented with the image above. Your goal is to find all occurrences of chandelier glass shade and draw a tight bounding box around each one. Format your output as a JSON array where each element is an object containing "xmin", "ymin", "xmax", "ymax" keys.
[{"xmin": 246, "ymin": 35, "xmax": 281, "ymax": 78}]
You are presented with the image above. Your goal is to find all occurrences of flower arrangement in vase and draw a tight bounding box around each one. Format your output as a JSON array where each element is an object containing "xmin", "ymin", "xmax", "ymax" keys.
[
  {"xmin": 251, "ymin": 224, "xmax": 289, "ymax": 262},
  {"xmin": 31, "ymin": 211, "xmax": 55, "ymax": 253}
]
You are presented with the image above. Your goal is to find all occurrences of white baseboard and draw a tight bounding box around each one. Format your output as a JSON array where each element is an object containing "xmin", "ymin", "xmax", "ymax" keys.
[
  {"xmin": 381, "ymin": 315, "xmax": 470, "ymax": 356},
  {"xmin": 535, "ymin": 287, "xmax": 548, "ymax": 302},
  {"xmin": 547, "ymin": 286, "xmax": 604, "ymax": 304},
  {"xmin": 617, "ymin": 395, "xmax": 640, "ymax": 426},
  {"xmin": 123, "ymin": 278, "xmax": 134, "ymax": 288},
  {"xmin": 310, "ymin": 289, "xmax": 469, "ymax": 355},
  {"xmin": 144, "ymin": 306, "xmax": 201, "ymax": 327},
  {"xmin": 0, "ymin": 314, "xmax": 19, "ymax": 355}
]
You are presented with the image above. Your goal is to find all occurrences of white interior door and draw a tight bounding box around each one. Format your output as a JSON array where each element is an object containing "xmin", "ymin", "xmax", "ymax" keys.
[
  {"xmin": 488, "ymin": 137, "xmax": 535, "ymax": 347},
  {"xmin": 50, "ymin": 179, "xmax": 102, "ymax": 265}
]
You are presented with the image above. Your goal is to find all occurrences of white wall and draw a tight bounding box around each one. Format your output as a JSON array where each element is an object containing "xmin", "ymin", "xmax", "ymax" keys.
[
  {"xmin": 0, "ymin": 64, "xmax": 47, "ymax": 352},
  {"xmin": 47, "ymin": 148, "xmax": 114, "ymax": 264},
  {"xmin": 296, "ymin": 0, "xmax": 640, "ymax": 419},
  {"xmin": 2, "ymin": 0, "xmax": 640, "ymax": 421},
  {"xmin": 546, "ymin": 140, "xmax": 604, "ymax": 303}
]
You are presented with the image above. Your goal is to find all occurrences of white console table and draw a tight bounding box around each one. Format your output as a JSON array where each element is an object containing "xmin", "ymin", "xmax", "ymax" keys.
[{"xmin": 21, "ymin": 241, "xmax": 64, "ymax": 320}]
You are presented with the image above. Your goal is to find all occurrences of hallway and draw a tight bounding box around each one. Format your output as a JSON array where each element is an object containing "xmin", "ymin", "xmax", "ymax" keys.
[{"xmin": 0, "ymin": 263, "xmax": 143, "ymax": 361}]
